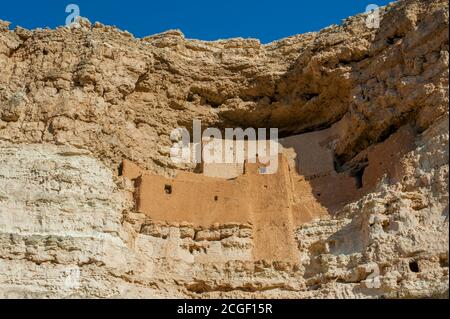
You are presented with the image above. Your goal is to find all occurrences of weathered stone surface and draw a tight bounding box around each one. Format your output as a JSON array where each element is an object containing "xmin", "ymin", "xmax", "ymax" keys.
[{"xmin": 0, "ymin": 0, "xmax": 448, "ymax": 298}]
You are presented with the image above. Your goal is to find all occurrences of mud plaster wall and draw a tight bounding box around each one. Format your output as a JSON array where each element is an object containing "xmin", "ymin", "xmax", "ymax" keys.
[
  {"xmin": 121, "ymin": 124, "xmax": 417, "ymax": 263},
  {"xmin": 281, "ymin": 122, "xmax": 418, "ymax": 212},
  {"xmin": 124, "ymin": 155, "xmax": 303, "ymax": 262}
]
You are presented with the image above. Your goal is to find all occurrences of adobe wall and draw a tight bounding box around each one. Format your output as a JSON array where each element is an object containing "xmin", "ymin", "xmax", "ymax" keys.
[
  {"xmin": 121, "ymin": 124, "xmax": 417, "ymax": 263},
  {"xmin": 193, "ymin": 132, "xmax": 337, "ymax": 180},
  {"xmin": 123, "ymin": 155, "xmax": 305, "ymax": 262},
  {"xmin": 135, "ymin": 170, "xmax": 253, "ymax": 226},
  {"xmin": 362, "ymin": 125, "xmax": 416, "ymax": 190},
  {"xmin": 121, "ymin": 126, "xmax": 349, "ymax": 263},
  {"xmin": 280, "ymin": 127, "xmax": 338, "ymax": 177},
  {"xmin": 240, "ymin": 156, "xmax": 299, "ymax": 262},
  {"xmin": 200, "ymin": 138, "xmax": 276, "ymax": 179},
  {"xmin": 280, "ymin": 122, "xmax": 362, "ymax": 212}
]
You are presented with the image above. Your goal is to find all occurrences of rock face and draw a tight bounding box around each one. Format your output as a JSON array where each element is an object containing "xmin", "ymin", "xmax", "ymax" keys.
[{"xmin": 0, "ymin": 0, "xmax": 448, "ymax": 298}]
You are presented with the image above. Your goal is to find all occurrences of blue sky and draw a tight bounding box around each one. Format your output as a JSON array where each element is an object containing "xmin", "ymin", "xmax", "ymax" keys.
[{"xmin": 1, "ymin": 0, "xmax": 393, "ymax": 43}]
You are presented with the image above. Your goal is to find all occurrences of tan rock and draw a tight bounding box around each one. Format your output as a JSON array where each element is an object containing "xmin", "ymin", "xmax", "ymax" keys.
[{"xmin": 0, "ymin": 0, "xmax": 448, "ymax": 299}]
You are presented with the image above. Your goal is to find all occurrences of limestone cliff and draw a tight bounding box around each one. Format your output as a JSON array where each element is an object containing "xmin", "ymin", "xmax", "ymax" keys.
[{"xmin": 0, "ymin": 0, "xmax": 448, "ymax": 298}]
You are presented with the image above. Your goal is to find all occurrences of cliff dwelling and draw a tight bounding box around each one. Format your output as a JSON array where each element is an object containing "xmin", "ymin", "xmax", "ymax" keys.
[
  {"xmin": 1, "ymin": 0, "xmax": 447, "ymax": 299},
  {"xmin": 121, "ymin": 121, "xmax": 417, "ymax": 263}
]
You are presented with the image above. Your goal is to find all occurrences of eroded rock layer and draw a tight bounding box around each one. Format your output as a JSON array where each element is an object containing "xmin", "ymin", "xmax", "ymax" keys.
[{"xmin": 0, "ymin": 0, "xmax": 448, "ymax": 298}]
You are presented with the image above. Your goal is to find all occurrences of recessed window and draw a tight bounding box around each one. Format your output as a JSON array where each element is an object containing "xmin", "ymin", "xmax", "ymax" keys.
[
  {"xmin": 353, "ymin": 165, "xmax": 367, "ymax": 189},
  {"xmin": 118, "ymin": 162, "xmax": 123, "ymax": 176},
  {"xmin": 409, "ymin": 260, "xmax": 420, "ymax": 273},
  {"xmin": 439, "ymin": 255, "xmax": 448, "ymax": 267},
  {"xmin": 214, "ymin": 196, "xmax": 218, "ymax": 201},
  {"xmin": 164, "ymin": 184, "xmax": 172, "ymax": 194}
]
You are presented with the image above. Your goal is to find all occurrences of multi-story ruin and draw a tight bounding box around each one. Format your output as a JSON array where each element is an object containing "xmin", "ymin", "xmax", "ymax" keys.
[{"xmin": 121, "ymin": 122, "xmax": 416, "ymax": 262}]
